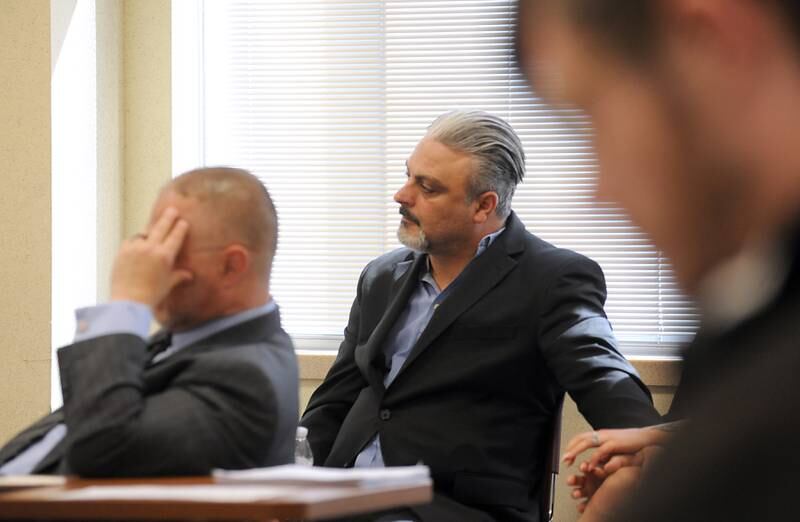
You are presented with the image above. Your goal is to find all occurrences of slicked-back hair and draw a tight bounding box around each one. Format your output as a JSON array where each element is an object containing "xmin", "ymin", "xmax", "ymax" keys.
[
  {"xmin": 426, "ymin": 110, "xmax": 526, "ymax": 218},
  {"xmin": 169, "ymin": 167, "xmax": 278, "ymax": 276}
]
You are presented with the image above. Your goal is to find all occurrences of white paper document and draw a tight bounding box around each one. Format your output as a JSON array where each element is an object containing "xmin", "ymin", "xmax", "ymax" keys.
[
  {"xmin": 213, "ymin": 464, "xmax": 431, "ymax": 489},
  {"xmin": 58, "ymin": 484, "xmax": 294, "ymax": 503},
  {"xmin": 0, "ymin": 475, "xmax": 67, "ymax": 490}
]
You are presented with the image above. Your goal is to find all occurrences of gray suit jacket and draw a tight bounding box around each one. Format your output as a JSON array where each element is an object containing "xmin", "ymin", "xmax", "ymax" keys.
[
  {"xmin": 302, "ymin": 212, "xmax": 661, "ymax": 522},
  {"xmin": 0, "ymin": 310, "xmax": 298, "ymax": 477}
]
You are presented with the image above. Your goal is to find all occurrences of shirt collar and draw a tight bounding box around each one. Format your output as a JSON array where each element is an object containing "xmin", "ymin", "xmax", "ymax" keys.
[
  {"xmin": 476, "ymin": 226, "xmax": 506, "ymax": 256},
  {"xmin": 696, "ymin": 240, "xmax": 788, "ymax": 332},
  {"xmin": 170, "ymin": 300, "xmax": 277, "ymax": 352},
  {"xmin": 420, "ymin": 226, "xmax": 506, "ymax": 286}
]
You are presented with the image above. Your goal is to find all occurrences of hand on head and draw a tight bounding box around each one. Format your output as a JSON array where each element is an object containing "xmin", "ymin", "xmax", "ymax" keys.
[{"xmin": 110, "ymin": 206, "xmax": 194, "ymax": 307}]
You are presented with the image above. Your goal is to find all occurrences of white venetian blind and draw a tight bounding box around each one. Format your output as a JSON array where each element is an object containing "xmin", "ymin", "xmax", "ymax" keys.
[{"xmin": 172, "ymin": 0, "xmax": 698, "ymax": 353}]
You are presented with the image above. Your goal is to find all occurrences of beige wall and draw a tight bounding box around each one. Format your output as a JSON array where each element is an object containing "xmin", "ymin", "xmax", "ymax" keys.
[
  {"xmin": 96, "ymin": 0, "xmax": 124, "ymax": 301},
  {"xmin": 299, "ymin": 355, "xmax": 680, "ymax": 522},
  {"xmin": 122, "ymin": 0, "xmax": 172, "ymax": 238},
  {"xmin": 0, "ymin": 0, "xmax": 171, "ymax": 441},
  {"xmin": 0, "ymin": 0, "xmax": 52, "ymax": 443}
]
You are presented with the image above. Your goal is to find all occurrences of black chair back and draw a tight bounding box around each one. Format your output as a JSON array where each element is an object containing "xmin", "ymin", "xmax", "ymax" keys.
[{"xmin": 540, "ymin": 394, "xmax": 565, "ymax": 522}]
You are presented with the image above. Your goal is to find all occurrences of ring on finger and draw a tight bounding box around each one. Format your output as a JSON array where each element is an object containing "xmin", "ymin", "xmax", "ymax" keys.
[{"xmin": 591, "ymin": 431, "xmax": 600, "ymax": 447}]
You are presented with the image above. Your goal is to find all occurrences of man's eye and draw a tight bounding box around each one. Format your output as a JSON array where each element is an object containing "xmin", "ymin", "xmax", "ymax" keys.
[{"xmin": 420, "ymin": 185, "xmax": 434, "ymax": 193}]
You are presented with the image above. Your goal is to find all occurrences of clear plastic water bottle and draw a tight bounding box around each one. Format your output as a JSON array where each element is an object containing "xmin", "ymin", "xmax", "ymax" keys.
[{"xmin": 295, "ymin": 426, "xmax": 314, "ymax": 466}]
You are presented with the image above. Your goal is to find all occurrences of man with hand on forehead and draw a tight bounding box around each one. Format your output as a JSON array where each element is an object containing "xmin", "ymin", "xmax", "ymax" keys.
[{"xmin": 0, "ymin": 167, "xmax": 298, "ymax": 477}]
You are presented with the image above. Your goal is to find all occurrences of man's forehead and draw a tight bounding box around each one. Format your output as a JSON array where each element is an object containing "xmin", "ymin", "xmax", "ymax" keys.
[
  {"xmin": 408, "ymin": 137, "xmax": 473, "ymax": 173},
  {"xmin": 150, "ymin": 190, "xmax": 196, "ymax": 222}
]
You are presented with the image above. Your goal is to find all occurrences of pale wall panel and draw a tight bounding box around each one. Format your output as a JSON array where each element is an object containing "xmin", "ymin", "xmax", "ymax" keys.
[
  {"xmin": 123, "ymin": 0, "xmax": 171, "ymax": 237},
  {"xmin": 0, "ymin": 0, "xmax": 52, "ymax": 443},
  {"xmin": 96, "ymin": 0, "xmax": 124, "ymax": 301}
]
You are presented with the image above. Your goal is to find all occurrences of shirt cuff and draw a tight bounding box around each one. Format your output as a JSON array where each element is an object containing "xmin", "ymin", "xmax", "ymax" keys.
[{"xmin": 74, "ymin": 301, "xmax": 153, "ymax": 343}]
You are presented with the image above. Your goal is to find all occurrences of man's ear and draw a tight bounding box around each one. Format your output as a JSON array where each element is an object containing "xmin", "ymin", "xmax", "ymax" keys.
[
  {"xmin": 473, "ymin": 191, "xmax": 499, "ymax": 224},
  {"xmin": 221, "ymin": 245, "xmax": 250, "ymax": 284}
]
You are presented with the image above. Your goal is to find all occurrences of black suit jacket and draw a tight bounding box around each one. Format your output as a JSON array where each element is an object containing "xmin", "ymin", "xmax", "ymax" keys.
[
  {"xmin": 616, "ymin": 236, "xmax": 800, "ymax": 521},
  {"xmin": 0, "ymin": 310, "xmax": 299, "ymax": 477},
  {"xmin": 301, "ymin": 213, "xmax": 660, "ymax": 521}
]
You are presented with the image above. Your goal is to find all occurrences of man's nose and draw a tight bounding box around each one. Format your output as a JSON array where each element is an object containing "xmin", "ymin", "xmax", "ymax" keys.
[{"xmin": 394, "ymin": 181, "xmax": 413, "ymax": 206}]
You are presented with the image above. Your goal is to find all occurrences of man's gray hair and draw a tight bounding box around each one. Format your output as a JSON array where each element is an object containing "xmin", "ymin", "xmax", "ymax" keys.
[{"xmin": 426, "ymin": 110, "xmax": 525, "ymax": 218}]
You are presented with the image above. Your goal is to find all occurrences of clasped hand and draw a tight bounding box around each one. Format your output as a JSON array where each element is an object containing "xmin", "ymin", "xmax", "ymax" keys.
[
  {"xmin": 110, "ymin": 207, "xmax": 193, "ymax": 307},
  {"xmin": 562, "ymin": 427, "xmax": 669, "ymax": 521}
]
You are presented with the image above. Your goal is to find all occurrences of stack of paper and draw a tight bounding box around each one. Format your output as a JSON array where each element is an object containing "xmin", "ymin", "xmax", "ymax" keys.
[
  {"xmin": 0, "ymin": 475, "xmax": 66, "ymax": 490},
  {"xmin": 58, "ymin": 484, "xmax": 292, "ymax": 503},
  {"xmin": 213, "ymin": 464, "xmax": 431, "ymax": 489}
]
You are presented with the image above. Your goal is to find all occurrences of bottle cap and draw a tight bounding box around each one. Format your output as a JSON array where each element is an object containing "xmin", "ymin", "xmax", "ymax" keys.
[{"xmin": 296, "ymin": 426, "xmax": 308, "ymax": 438}]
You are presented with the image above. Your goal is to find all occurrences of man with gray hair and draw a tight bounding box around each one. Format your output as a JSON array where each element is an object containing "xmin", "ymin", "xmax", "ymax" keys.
[{"xmin": 301, "ymin": 110, "xmax": 660, "ymax": 521}]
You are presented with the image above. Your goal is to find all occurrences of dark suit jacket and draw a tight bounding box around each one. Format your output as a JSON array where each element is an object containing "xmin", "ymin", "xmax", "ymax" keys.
[
  {"xmin": 301, "ymin": 212, "xmax": 661, "ymax": 522},
  {"xmin": 616, "ymin": 236, "xmax": 800, "ymax": 521},
  {"xmin": 0, "ymin": 310, "xmax": 299, "ymax": 477}
]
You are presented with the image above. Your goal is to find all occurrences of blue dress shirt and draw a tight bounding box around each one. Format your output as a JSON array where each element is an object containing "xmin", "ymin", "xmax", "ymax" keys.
[{"xmin": 353, "ymin": 227, "xmax": 505, "ymax": 469}]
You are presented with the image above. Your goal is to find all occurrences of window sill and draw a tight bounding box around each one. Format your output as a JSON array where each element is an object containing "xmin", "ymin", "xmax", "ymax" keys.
[{"xmin": 297, "ymin": 350, "xmax": 682, "ymax": 388}]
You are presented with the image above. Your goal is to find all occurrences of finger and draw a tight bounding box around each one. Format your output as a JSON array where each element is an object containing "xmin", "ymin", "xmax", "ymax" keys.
[
  {"xmin": 587, "ymin": 428, "xmax": 652, "ymax": 468},
  {"xmin": 161, "ymin": 219, "xmax": 190, "ymax": 264},
  {"xmin": 586, "ymin": 445, "xmax": 618, "ymax": 470},
  {"xmin": 581, "ymin": 459, "xmax": 609, "ymax": 474},
  {"xmin": 564, "ymin": 432, "xmax": 592, "ymax": 454},
  {"xmin": 572, "ymin": 487, "xmax": 590, "ymax": 500},
  {"xmin": 564, "ymin": 431, "xmax": 598, "ymax": 454},
  {"xmin": 603, "ymin": 453, "xmax": 640, "ymax": 474},
  {"xmin": 563, "ymin": 434, "xmax": 598, "ymax": 465},
  {"xmin": 591, "ymin": 465, "xmax": 608, "ymax": 480},
  {"xmin": 147, "ymin": 207, "xmax": 180, "ymax": 244},
  {"xmin": 588, "ymin": 438, "xmax": 633, "ymax": 469},
  {"xmin": 566, "ymin": 474, "xmax": 584, "ymax": 487}
]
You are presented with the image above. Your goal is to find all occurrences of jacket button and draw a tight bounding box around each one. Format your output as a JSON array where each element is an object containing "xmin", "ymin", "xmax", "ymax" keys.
[{"xmin": 379, "ymin": 408, "xmax": 391, "ymax": 421}]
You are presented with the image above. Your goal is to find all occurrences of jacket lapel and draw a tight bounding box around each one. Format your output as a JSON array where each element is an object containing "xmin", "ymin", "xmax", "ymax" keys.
[
  {"xmin": 0, "ymin": 409, "xmax": 64, "ymax": 467},
  {"xmin": 395, "ymin": 213, "xmax": 526, "ymax": 378},
  {"xmin": 355, "ymin": 254, "xmax": 425, "ymax": 390},
  {"xmin": 32, "ymin": 435, "xmax": 68, "ymax": 474},
  {"xmin": 143, "ymin": 311, "xmax": 281, "ymax": 389}
]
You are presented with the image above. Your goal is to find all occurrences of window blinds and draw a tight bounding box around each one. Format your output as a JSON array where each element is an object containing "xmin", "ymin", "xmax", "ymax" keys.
[{"xmin": 176, "ymin": 0, "xmax": 698, "ymax": 353}]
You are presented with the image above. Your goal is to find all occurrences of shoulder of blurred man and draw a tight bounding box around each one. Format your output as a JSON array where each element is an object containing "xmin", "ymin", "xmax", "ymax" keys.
[{"xmin": 617, "ymin": 234, "xmax": 800, "ymax": 521}]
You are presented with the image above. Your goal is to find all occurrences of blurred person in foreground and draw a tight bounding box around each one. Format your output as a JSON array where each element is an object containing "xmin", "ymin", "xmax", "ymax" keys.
[
  {"xmin": 301, "ymin": 109, "xmax": 661, "ymax": 522},
  {"xmin": 517, "ymin": 0, "xmax": 800, "ymax": 520},
  {"xmin": 0, "ymin": 167, "xmax": 298, "ymax": 477}
]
